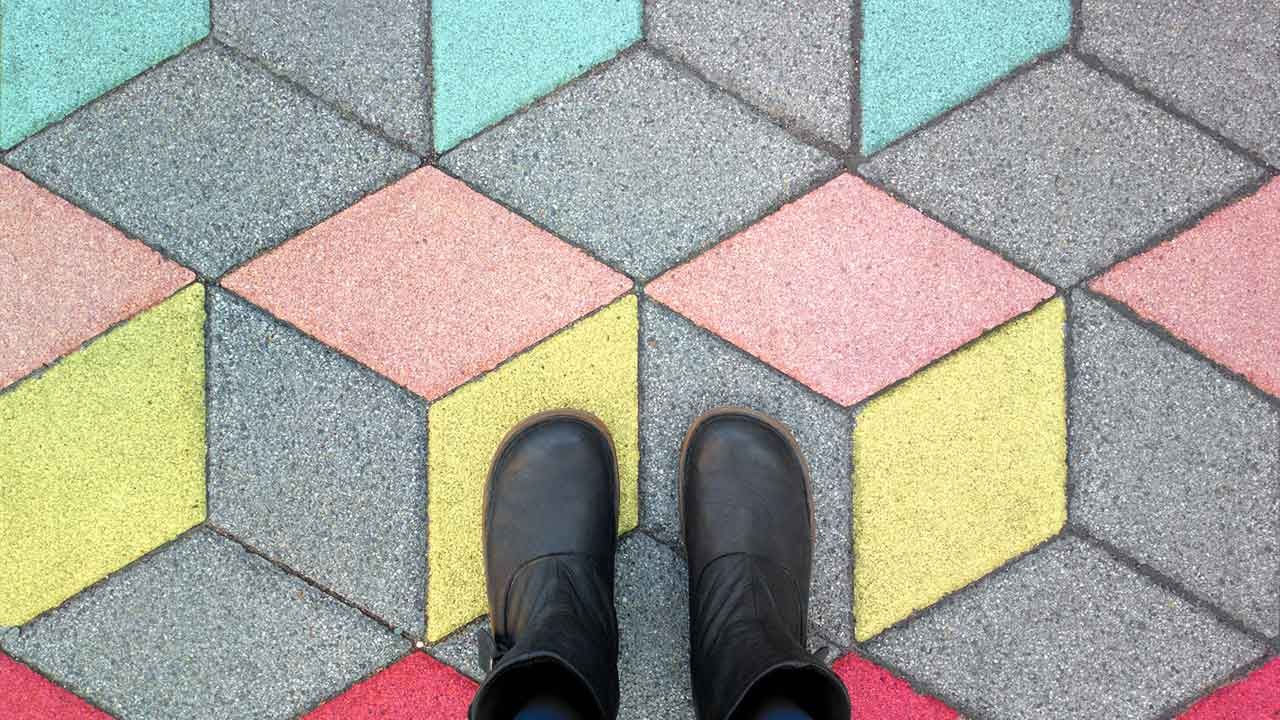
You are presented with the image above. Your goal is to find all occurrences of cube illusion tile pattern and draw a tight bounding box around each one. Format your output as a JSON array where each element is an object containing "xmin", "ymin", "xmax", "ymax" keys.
[{"xmin": 4, "ymin": 1, "xmax": 1280, "ymax": 718}]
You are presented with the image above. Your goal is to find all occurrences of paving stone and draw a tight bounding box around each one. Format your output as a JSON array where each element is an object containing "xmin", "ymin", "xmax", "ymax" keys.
[
  {"xmin": 1092, "ymin": 178, "xmax": 1280, "ymax": 399},
  {"xmin": 860, "ymin": 0, "xmax": 1069, "ymax": 154},
  {"xmin": 1080, "ymin": 0, "xmax": 1280, "ymax": 168},
  {"xmin": 831, "ymin": 653, "xmax": 959, "ymax": 720},
  {"xmin": 432, "ymin": 0, "xmax": 641, "ymax": 152},
  {"xmin": 223, "ymin": 167, "xmax": 630, "ymax": 401},
  {"xmin": 213, "ymin": 0, "xmax": 430, "ymax": 153},
  {"xmin": 425, "ymin": 618, "xmax": 488, "ymax": 682},
  {"xmin": 0, "ymin": 165, "xmax": 193, "ymax": 390},
  {"xmin": 1177, "ymin": 657, "xmax": 1280, "ymax": 720},
  {"xmin": 647, "ymin": 0, "xmax": 852, "ymax": 149},
  {"xmin": 4, "ymin": 44, "xmax": 418, "ymax": 278},
  {"xmin": 0, "ymin": 0, "xmax": 208, "ymax": 149},
  {"xmin": 860, "ymin": 55, "xmax": 1265, "ymax": 287},
  {"xmin": 4, "ymin": 528, "xmax": 409, "ymax": 720},
  {"xmin": 0, "ymin": 651, "xmax": 111, "ymax": 719},
  {"xmin": 864, "ymin": 536, "xmax": 1266, "ymax": 720},
  {"xmin": 646, "ymin": 173, "xmax": 1053, "ymax": 406},
  {"xmin": 0, "ymin": 285, "xmax": 204, "ymax": 627},
  {"xmin": 207, "ymin": 288, "xmax": 428, "ymax": 635},
  {"xmin": 638, "ymin": 299, "xmax": 852, "ymax": 646},
  {"xmin": 1068, "ymin": 290, "xmax": 1280, "ymax": 638},
  {"xmin": 425, "ymin": 296, "xmax": 639, "ymax": 641},
  {"xmin": 302, "ymin": 652, "xmax": 476, "ymax": 719},
  {"xmin": 854, "ymin": 299, "xmax": 1066, "ymax": 641},
  {"xmin": 439, "ymin": 48, "xmax": 840, "ymax": 279}
]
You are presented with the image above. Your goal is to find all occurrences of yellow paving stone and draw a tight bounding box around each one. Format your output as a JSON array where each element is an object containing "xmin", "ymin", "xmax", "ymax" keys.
[
  {"xmin": 852, "ymin": 298, "xmax": 1066, "ymax": 641},
  {"xmin": 0, "ymin": 284, "xmax": 206, "ymax": 626},
  {"xmin": 425, "ymin": 294, "xmax": 639, "ymax": 640}
]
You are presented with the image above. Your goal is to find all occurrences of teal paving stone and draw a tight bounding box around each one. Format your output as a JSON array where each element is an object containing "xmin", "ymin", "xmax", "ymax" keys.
[
  {"xmin": 1080, "ymin": 1, "xmax": 1280, "ymax": 168},
  {"xmin": 440, "ymin": 48, "xmax": 840, "ymax": 280},
  {"xmin": 3, "ymin": 528, "xmax": 409, "ymax": 720},
  {"xmin": 647, "ymin": 0, "xmax": 853, "ymax": 150},
  {"xmin": 432, "ymin": 0, "xmax": 641, "ymax": 153},
  {"xmin": 207, "ymin": 289, "xmax": 428, "ymax": 635},
  {"xmin": 859, "ymin": 0, "xmax": 1070, "ymax": 155},
  {"xmin": 1069, "ymin": 291, "xmax": 1280, "ymax": 638},
  {"xmin": 0, "ymin": 0, "xmax": 208, "ymax": 149},
  {"xmin": 639, "ymin": 300, "xmax": 852, "ymax": 647},
  {"xmin": 213, "ymin": 0, "xmax": 430, "ymax": 154},
  {"xmin": 4, "ymin": 43, "xmax": 419, "ymax": 278},
  {"xmin": 860, "ymin": 55, "xmax": 1265, "ymax": 287},
  {"xmin": 864, "ymin": 536, "xmax": 1266, "ymax": 720}
]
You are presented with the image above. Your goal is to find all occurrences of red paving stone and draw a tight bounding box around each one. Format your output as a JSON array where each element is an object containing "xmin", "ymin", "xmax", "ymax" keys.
[
  {"xmin": 0, "ymin": 651, "xmax": 113, "ymax": 719},
  {"xmin": 646, "ymin": 173, "xmax": 1054, "ymax": 405},
  {"xmin": 1092, "ymin": 178, "xmax": 1280, "ymax": 399},
  {"xmin": 832, "ymin": 653, "xmax": 959, "ymax": 720},
  {"xmin": 303, "ymin": 652, "xmax": 476, "ymax": 719},
  {"xmin": 223, "ymin": 167, "xmax": 631, "ymax": 400},
  {"xmin": 0, "ymin": 165, "xmax": 193, "ymax": 391},
  {"xmin": 1178, "ymin": 658, "xmax": 1280, "ymax": 720}
]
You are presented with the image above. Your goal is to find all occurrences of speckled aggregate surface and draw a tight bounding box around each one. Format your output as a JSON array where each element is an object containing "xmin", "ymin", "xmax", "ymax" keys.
[{"xmin": 3, "ymin": 3, "xmax": 1279, "ymax": 717}]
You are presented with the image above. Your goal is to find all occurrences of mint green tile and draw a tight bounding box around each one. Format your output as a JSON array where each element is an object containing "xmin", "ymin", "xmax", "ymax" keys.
[
  {"xmin": 860, "ymin": 0, "xmax": 1070, "ymax": 155},
  {"xmin": 0, "ymin": 0, "xmax": 209, "ymax": 149},
  {"xmin": 431, "ymin": 0, "xmax": 641, "ymax": 153}
]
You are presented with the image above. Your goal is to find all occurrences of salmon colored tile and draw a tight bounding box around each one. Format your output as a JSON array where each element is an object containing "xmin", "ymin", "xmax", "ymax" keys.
[
  {"xmin": 1092, "ymin": 178, "xmax": 1280, "ymax": 399},
  {"xmin": 223, "ymin": 167, "xmax": 631, "ymax": 400},
  {"xmin": 0, "ymin": 165, "xmax": 194, "ymax": 390},
  {"xmin": 646, "ymin": 173, "xmax": 1053, "ymax": 406},
  {"xmin": 304, "ymin": 653, "xmax": 476, "ymax": 719},
  {"xmin": 832, "ymin": 653, "xmax": 959, "ymax": 720},
  {"xmin": 1178, "ymin": 658, "xmax": 1280, "ymax": 720},
  {"xmin": 0, "ymin": 651, "xmax": 113, "ymax": 719}
]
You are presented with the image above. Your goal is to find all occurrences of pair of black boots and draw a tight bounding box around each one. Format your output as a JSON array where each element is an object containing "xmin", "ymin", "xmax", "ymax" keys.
[{"xmin": 469, "ymin": 408, "xmax": 851, "ymax": 720}]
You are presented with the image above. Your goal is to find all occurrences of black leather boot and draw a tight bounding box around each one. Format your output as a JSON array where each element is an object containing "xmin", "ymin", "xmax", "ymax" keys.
[
  {"xmin": 680, "ymin": 408, "xmax": 851, "ymax": 720},
  {"xmin": 469, "ymin": 412, "xmax": 620, "ymax": 720}
]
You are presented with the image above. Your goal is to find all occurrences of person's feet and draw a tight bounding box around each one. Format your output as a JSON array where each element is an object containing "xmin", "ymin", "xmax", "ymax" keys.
[
  {"xmin": 680, "ymin": 408, "xmax": 850, "ymax": 720},
  {"xmin": 470, "ymin": 411, "xmax": 620, "ymax": 720}
]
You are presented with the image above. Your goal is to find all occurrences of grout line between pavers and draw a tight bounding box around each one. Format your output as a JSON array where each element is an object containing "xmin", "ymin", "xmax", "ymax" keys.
[
  {"xmin": 1151, "ymin": 653, "xmax": 1277, "ymax": 720},
  {"xmin": 1070, "ymin": 49, "xmax": 1279, "ymax": 174},
  {"xmin": 1068, "ymin": 526, "xmax": 1275, "ymax": 647},
  {"xmin": 202, "ymin": 281, "xmax": 213, "ymax": 526},
  {"xmin": 849, "ymin": 0, "xmax": 863, "ymax": 161},
  {"xmin": 420, "ymin": 407, "xmax": 432, "ymax": 646},
  {"xmin": 1061, "ymin": 290, "xmax": 1078, "ymax": 520},
  {"xmin": 422, "ymin": 0, "xmax": 436, "ymax": 163},
  {"xmin": 1068, "ymin": 0, "xmax": 1084, "ymax": 49}
]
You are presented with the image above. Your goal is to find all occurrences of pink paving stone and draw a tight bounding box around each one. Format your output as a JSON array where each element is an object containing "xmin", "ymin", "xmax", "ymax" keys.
[
  {"xmin": 646, "ymin": 173, "xmax": 1055, "ymax": 405},
  {"xmin": 0, "ymin": 165, "xmax": 194, "ymax": 391},
  {"xmin": 0, "ymin": 651, "xmax": 114, "ymax": 719},
  {"xmin": 223, "ymin": 167, "xmax": 631, "ymax": 400},
  {"xmin": 1177, "ymin": 658, "xmax": 1280, "ymax": 720},
  {"xmin": 1092, "ymin": 178, "xmax": 1280, "ymax": 399},
  {"xmin": 832, "ymin": 653, "xmax": 959, "ymax": 720},
  {"xmin": 303, "ymin": 652, "xmax": 476, "ymax": 719}
]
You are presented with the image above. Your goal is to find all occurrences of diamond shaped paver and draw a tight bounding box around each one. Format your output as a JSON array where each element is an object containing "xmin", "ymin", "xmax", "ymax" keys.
[
  {"xmin": 647, "ymin": 173, "xmax": 1054, "ymax": 406},
  {"xmin": 207, "ymin": 289, "xmax": 428, "ymax": 635},
  {"xmin": 3, "ymin": 528, "xmax": 408, "ymax": 720},
  {"xmin": 639, "ymin": 299, "xmax": 853, "ymax": 645},
  {"xmin": 302, "ymin": 652, "xmax": 476, "ymax": 719},
  {"xmin": 1092, "ymin": 178, "xmax": 1280, "ymax": 399},
  {"xmin": 223, "ymin": 167, "xmax": 631, "ymax": 401},
  {"xmin": 439, "ymin": 47, "xmax": 840, "ymax": 279},
  {"xmin": 213, "ymin": 0, "xmax": 430, "ymax": 153},
  {"xmin": 864, "ymin": 536, "xmax": 1266, "ymax": 720},
  {"xmin": 1080, "ymin": 0, "xmax": 1280, "ymax": 168},
  {"xmin": 860, "ymin": 55, "xmax": 1265, "ymax": 287},
  {"xmin": 1068, "ymin": 290, "xmax": 1279, "ymax": 638},
  {"xmin": 647, "ymin": 0, "xmax": 853, "ymax": 150},
  {"xmin": 4, "ymin": 43, "xmax": 419, "ymax": 278}
]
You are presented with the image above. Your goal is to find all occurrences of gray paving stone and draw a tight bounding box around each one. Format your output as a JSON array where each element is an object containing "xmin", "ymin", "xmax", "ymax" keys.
[
  {"xmin": 860, "ymin": 55, "xmax": 1265, "ymax": 287},
  {"xmin": 647, "ymin": 0, "xmax": 852, "ymax": 150},
  {"xmin": 1081, "ymin": 1, "xmax": 1280, "ymax": 168},
  {"xmin": 3, "ymin": 528, "xmax": 408, "ymax": 720},
  {"xmin": 639, "ymin": 299, "xmax": 852, "ymax": 646},
  {"xmin": 213, "ymin": 0, "xmax": 430, "ymax": 153},
  {"xmin": 426, "ymin": 617, "xmax": 488, "ymax": 682},
  {"xmin": 1068, "ymin": 290, "xmax": 1280, "ymax": 638},
  {"xmin": 439, "ymin": 48, "xmax": 840, "ymax": 280},
  {"xmin": 864, "ymin": 535, "xmax": 1265, "ymax": 720},
  {"xmin": 4, "ymin": 43, "xmax": 418, "ymax": 278},
  {"xmin": 207, "ymin": 289, "xmax": 428, "ymax": 635}
]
